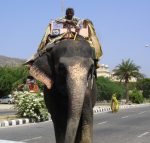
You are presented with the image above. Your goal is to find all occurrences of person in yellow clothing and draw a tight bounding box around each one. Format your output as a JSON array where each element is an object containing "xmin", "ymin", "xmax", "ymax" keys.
[{"xmin": 111, "ymin": 93, "xmax": 119, "ymax": 113}]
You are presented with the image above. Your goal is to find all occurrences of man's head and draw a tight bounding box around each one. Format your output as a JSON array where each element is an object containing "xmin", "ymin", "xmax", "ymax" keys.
[{"xmin": 66, "ymin": 8, "xmax": 74, "ymax": 20}]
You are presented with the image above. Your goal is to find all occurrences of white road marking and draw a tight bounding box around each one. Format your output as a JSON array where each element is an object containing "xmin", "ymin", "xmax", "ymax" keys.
[
  {"xmin": 121, "ymin": 116, "xmax": 129, "ymax": 119},
  {"xmin": 137, "ymin": 132, "xmax": 149, "ymax": 138},
  {"xmin": 98, "ymin": 121, "xmax": 107, "ymax": 125},
  {"xmin": 0, "ymin": 140, "xmax": 25, "ymax": 143},
  {"xmin": 20, "ymin": 136, "xmax": 42, "ymax": 142},
  {"xmin": 138, "ymin": 111, "xmax": 146, "ymax": 115}
]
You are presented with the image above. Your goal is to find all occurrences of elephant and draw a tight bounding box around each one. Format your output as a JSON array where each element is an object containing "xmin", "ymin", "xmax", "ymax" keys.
[{"xmin": 28, "ymin": 37, "xmax": 97, "ymax": 143}]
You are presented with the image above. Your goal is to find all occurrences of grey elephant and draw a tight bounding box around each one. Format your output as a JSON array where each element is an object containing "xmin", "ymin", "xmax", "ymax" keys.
[{"xmin": 28, "ymin": 37, "xmax": 97, "ymax": 143}]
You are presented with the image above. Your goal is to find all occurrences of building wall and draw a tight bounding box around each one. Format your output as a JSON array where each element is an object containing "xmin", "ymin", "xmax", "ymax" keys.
[
  {"xmin": 97, "ymin": 64, "xmax": 137, "ymax": 82},
  {"xmin": 97, "ymin": 64, "xmax": 111, "ymax": 78}
]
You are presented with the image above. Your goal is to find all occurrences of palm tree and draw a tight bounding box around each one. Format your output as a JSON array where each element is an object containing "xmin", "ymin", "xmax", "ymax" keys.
[{"xmin": 113, "ymin": 59, "xmax": 144, "ymax": 103}]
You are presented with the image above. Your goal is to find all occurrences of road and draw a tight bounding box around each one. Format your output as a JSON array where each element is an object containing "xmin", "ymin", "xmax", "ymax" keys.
[
  {"xmin": 0, "ymin": 104, "xmax": 16, "ymax": 116},
  {"xmin": 0, "ymin": 106, "xmax": 150, "ymax": 143},
  {"xmin": 0, "ymin": 109, "xmax": 17, "ymax": 116}
]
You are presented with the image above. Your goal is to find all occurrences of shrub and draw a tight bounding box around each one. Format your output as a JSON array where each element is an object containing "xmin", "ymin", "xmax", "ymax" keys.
[
  {"xmin": 14, "ymin": 91, "xmax": 49, "ymax": 122},
  {"xmin": 129, "ymin": 89, "xmax": 144, "ymax": 104},
  {"xmin": 96, "ymin": 77, "xmax": 125, "ymax": 101},
  {"xmin": 136, "ymin": 78, "xmax": 150, "ymax": 99}
]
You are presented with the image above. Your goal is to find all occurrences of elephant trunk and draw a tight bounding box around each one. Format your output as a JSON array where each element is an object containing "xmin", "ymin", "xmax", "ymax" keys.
[{"xmin": 64, "ymin": 63, "xmax": 88, "ymax": 143}]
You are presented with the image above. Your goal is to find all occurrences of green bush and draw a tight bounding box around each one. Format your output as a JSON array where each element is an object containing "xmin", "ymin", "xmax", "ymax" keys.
[
  {"xmin": 14, "ymin": 91, "xmax": 49, "ymax": 122},
  {"xmin": 96, "ymin": 77, "xmax": 125, "ymax": 101},
  {"xmin": 0, "ymin": 66, "xmax": 29, "ymax": 97},
  {"xmin": 136, "ymin": 78, "xmax": 150, "ymax": 99},
  {"xmin": 129, "ymin": 89, "xmax": 144, "ymax": 104}
]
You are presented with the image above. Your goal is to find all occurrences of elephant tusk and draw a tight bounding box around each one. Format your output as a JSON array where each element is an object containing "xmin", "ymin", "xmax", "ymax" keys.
[{"xmin": 29, "ymin": 65, "xmax": 53, "ymax": 89}]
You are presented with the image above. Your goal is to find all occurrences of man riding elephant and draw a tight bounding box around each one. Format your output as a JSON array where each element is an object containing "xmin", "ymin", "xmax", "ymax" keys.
[
  {"xmin": 25, "ymin": 8, "xmax": 102, "ymax": 68},
  {"xmin": 38, "ymin": 8, "xmax": 81, "ymax": 52}
]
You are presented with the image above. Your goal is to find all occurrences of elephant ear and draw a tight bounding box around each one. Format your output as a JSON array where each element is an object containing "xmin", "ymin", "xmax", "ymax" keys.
[{"xmin": 29, "ymin": 53, "xmax": 53, "ymax": 89}]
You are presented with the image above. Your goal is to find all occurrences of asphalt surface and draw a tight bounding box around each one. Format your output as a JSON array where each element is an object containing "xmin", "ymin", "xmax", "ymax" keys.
[
  {"xmin": 0, "ymin": 104, "xmax": 14, "ymax": 110},
  {"xmin": 0, "ymin": 105, "xmax": 150, "ymax": 143},
  {"xmin": 93, "ymin": 106, "xmax": 150, "ymax": 143},
  {"xmin": 0, "ymin": 110, "xmax": 17, "ymax": 116},
  {"xmin": 0, "ymin": 104, "xmax": 17, "ymax": 116}
]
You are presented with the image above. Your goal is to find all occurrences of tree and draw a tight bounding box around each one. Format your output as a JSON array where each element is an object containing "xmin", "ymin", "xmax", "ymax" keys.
[
  {"xmin": 136, "ymin": 78, "xmax": 150, "ymax": 99},
  {"xmin": 113, "ymin": 59, "xmax": 144, "ymax": 103},
  {"xmin": 0, "ymin": 66, "xmax": 29, "ymax": 97}
]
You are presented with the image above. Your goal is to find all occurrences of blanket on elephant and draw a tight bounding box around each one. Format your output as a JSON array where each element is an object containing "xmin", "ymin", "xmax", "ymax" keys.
[{"xmin": 38, "ymin": 19, "xmax": 102, "ymax": 59}]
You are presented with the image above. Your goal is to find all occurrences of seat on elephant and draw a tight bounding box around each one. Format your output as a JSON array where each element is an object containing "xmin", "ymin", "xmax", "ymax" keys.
[
  {"xmin": 24, "ymin": 19, "xmax": 102, "ymax": 67},
  {"xmin": 50, "ymin": 20, "xmax": 89, "ymax": 38},
  {"xmin": 40, "ymin": 19, "xmax": 102, "ymax": 60}
]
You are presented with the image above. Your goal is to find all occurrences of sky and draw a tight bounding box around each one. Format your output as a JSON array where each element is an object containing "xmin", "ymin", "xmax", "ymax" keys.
[{"xmin": 0, "ymin": 0, "xmax": 150, "ymax": 77}]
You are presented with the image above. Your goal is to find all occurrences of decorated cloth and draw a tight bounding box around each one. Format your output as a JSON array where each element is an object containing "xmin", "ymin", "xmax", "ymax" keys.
[
  {"xmin": 85, "ymin": 19, "xmax": 103, "ymax": 59},
  {"xmin": 37, "ymin": 19, "xmax": 103, "ymax": 60}
]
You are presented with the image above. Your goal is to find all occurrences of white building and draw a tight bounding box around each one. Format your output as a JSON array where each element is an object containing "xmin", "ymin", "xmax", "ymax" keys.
[
  {"xmin": 97, "ymin": 64, "xmax": 111, "ymax": 78},
  {"xmin": 97, "ymin": 64, "xmax": 137, "ymax": 82}
]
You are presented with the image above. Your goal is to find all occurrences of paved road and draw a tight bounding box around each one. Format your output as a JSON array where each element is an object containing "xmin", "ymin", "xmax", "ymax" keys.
[
  {"xmin": 0, "ymin": 104, "xmax": 16, "ymax": 115},
  {"xmin": 0, "ymin": 106, "xmax": 150, "ymax": 143},
  {"xmin": 0, "ymin": 104, "xmax": 14, "ymax": 110},
  {"xmin": 93, "ymin": 106, "xmax": 150, "ymax": 143},
  {"xmin": 0, "ymin": 110, "xmax": 17, "ymax": 116}
]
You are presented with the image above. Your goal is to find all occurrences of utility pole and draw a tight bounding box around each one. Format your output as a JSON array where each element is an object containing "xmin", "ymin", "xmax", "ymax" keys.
[{"xmin": 61, "ymin": 0, "xmax": 64, "ymax": 16}]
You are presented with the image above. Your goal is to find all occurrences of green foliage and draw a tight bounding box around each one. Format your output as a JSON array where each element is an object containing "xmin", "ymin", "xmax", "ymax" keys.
[
  {"xmin": 12, "ymin": 66, "xmax": 29, "ymax": 89},
  {"xmin": 0, "ymin": 66, "xmax": 29, "ymax": 97},
  {"xmin": 129, "ymin": 89, "xmax": 144, "ymax": 104},
  {"xmin": 96, "ymin": 76, "xmax": 125, "ymax": 101},
  {"xmin": 113, "ymin": 59, "xmax": 144, "ymax": 82},
  {"xmin": 36, "ymin": 80, "xmax": 44, "ymax": 91},
  {"xmin": 14, "ymin": 91, "xmax": 49, "ymax": 122},
  {"xmin": 136, "ymin": 78, "xmax": 150, "ymax": 99},
  {"xmin": 112, "ymin": 58, "xmax": 144, "ymax": 103}
]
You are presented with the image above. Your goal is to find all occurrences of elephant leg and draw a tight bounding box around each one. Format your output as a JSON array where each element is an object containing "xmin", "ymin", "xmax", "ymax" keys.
[
  {"xmin": 50, "ymin": 101, "xmax": 68, "ymax": 143},
  {"xmin": 48, "ymin": 103, "xmax": 67, "ymax": 143},
  {"xmin": 44, "ymin": 87, "xmax": 67, "ymax": 143},
  {"xmin": 52, "ymin": 117, "xmax": 66, "ymax": 143}
]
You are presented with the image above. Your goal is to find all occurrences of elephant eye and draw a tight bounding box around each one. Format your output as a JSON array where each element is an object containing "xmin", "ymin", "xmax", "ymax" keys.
[
  {"xmin": 57, "ymin": 63, "xmax": 67, "ymax": 76},
  {"xmin": 87, "ymin": 65, "xmax": 94, "ymax": 80},
  {"xmin": 58, "ymin": 63, "xmax": 65, "ymax": 70}
]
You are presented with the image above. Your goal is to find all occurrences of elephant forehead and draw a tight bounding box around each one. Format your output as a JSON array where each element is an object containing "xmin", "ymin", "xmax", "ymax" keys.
[{"xmin": 68, "ymin": 63, "xmax": 87, "ymax": 84}]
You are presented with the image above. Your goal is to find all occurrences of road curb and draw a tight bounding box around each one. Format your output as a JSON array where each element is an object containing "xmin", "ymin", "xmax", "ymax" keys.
[
  {"xmin": 1, "ymin": 103, "xmax": 150, "ymax": 127},
  {"xmin": 93, "ymin": 103, "xmax": 150, "ymax": 114},
  {"xmin": 0, "ymin": 118, "xmax": 31, "ymax": 127}
]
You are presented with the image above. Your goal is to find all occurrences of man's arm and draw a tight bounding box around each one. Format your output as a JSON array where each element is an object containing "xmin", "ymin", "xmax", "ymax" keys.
[{"xmin": 55, "ymin": 17, "xmax": 66, "ymax": 24}]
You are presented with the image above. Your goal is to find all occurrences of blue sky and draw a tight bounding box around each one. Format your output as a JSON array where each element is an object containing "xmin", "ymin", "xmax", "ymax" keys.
[{"xmin": 0, "ymin": 0, "xmax": 150, "ymax": 77}]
